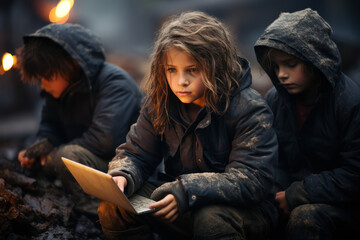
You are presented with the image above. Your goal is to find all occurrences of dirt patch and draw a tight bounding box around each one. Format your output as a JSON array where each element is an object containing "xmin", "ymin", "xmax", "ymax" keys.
[{"xmin": 0, "ymin": 144, "xmax": 106, "ymax": 240}]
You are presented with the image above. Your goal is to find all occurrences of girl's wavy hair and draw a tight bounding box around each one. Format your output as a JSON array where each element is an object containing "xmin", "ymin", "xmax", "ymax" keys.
[{"xmin": 143, "ymin": 11, "xmax": 242, "ymax": 134}]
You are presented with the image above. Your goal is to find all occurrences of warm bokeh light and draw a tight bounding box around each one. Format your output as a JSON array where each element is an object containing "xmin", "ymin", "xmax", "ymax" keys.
[
  {"xmin": 2, "ymin": 53, "xmax": 16, "ymax": 72},
  {"xmin": 55, "ymin": 0, "xmax": 73, "ymax": 18},
  {"xmin": 49, "ymin": 0, "xmax": 74, "ymax": 24}
]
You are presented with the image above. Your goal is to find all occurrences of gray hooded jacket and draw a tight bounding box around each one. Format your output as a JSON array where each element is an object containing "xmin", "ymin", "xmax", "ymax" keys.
[
  {"xmin": 254, "ymin": 8, "xmax": 360, "ymax": 210},
  {"xmin": 25, "ymin": 23, "xmax": 143, "ymax": 160}
]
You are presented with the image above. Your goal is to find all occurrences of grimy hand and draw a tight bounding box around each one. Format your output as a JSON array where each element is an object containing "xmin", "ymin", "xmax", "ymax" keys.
[
  {"xmin": 150, "ymin": 194, "xmax": 179, "ymax": 223},
  {"xmin": 18, "ymin": 150, "xmax": 36, "ymax": 169},
  {"xmin": 113, "ymin": 176, "xmax": 127, "ymax": 192},
  {"xmin": 275, "ymin": 191, "xmax": 290, "ymax": 215},
  {"xmin": 24, "ymin": 138, "xmax": 53, "ymax": 159}
]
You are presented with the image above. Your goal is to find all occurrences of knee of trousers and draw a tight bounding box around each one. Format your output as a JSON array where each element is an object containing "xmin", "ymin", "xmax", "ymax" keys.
[
  {"xmin": 49, "ymin": 144, "xmax": 91, "ymax": 171},
  {"xmin": 55, "ymin": 144, "xmax": 86, "ymax": 162},
  {"xmin": 97, "ymin": 201, "xmax": 120, "ymax": 229},
  {"xmin": 43, "ymin": 145, "xmax": 79, "ymax": 174},
  {"xmin": 193, "ymin": 205, "xmax": 240, "ymax": 237},
  {"xmin": 46, "ymin": 145, "xmax": 87, "ymax": 187},
  {"xmin": 288, "ymin": 204, "xmax": 325, "ymax": 231},
  {"xmin": 97, "ymin": 201, "xmax": 138, "ymax": 231}
]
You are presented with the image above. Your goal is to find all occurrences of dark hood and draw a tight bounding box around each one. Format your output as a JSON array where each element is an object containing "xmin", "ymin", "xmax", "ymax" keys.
[
  {"xmin": 23, "ymin": 23, "xmax": 106, "ymax": 86},
  {"xmin": 254, "ymin": 8, "xmax": 341, "ymax": 89},
  {"xmin": 237, "ymin": 57, "xmax": 252, "ymax": 91}
]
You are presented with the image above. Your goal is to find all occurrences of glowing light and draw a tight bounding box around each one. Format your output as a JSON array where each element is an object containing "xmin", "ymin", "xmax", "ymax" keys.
[
  {"xmin": 2, "ymin": 53, "xmax": 16, "ymax": 71},
  {"xmin": 55, "ymin": 0, "xmax": 73, "ymax": 18},
  {"xmin": 49, "ymin": 0, "xmax": 74, "ymax": 24}
]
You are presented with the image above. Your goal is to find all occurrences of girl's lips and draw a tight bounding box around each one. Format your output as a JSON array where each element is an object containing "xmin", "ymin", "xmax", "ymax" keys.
[{"xmin": 177, "ymin": 91, "xmax": 191, "ymax": 96}]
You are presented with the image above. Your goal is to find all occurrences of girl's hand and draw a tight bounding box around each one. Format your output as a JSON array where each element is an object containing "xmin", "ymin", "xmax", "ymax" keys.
[
  {"xmin": 113, "ymin": 176, "xmax": 127, "ymax": 192},
  {"xmin": 150, "ymin": 194, "xmax": 179, "ymax": 223},
  {"xmin": 275, "ymin": 191, "xmax": 290, "ymax": 215},
  {"xmin": 18, "ymin": 150, "xmax": 36, "ymax": 169}
]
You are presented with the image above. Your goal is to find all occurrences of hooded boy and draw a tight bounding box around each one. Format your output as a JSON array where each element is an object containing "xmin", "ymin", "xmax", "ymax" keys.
[
  {"xmin": 17, "ymin": 23, "xmax": 143, "ymax": 195},
  {"xmin": 254, "ymin": 8, "xmax": 360, "ymax": 239}
]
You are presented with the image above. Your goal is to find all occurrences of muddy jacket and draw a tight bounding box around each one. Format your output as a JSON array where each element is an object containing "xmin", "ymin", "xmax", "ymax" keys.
[
  {"xmin": 254, "ymin": 8, "xmax": 360, "ymax": 210},
  {"xmin": 108, "ymin": 58, "xmax": 278, "ymax": 223},
  {"xmin": 24, "ymin": 23, "xmax": 142, "ymax": 161}
]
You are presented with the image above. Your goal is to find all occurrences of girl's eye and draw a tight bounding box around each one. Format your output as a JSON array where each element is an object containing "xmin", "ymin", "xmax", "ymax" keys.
[
  {"xmin": 188, "ymin": 68, "xmax": 199, "ymax": 73},
  {"xmin": 167, "ymin": 68, "xmax": 176, "ymax": 73}
]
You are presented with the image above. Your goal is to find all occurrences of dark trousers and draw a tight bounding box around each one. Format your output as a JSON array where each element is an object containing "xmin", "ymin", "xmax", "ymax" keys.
[
  {"xmin": 97, "ymin": 182, "xmax": 272, "ymax": 240},
  {"xmin": 275, "ymin": 203, "xmax": 360, "ymax": 240},
  {"xmin": 42, "ymin": 144, "xmax": 108, "ymax": 192}
]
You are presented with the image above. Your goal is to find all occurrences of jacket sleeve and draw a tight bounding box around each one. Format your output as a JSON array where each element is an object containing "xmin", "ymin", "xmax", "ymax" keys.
[
  {"xmin": 69, "ymin": 68, "xmax": 142, "ymax": 160},
  {"xmin": 286, "ymin": 99, "xmax": 360, "ymax": 210},
  {"xmin": 107, "ymin": 108, "xmax": 163, "ymax": 196},
  {"xmin": 179, "ymin": 92, "xmax": 278, "ymax": 210}
]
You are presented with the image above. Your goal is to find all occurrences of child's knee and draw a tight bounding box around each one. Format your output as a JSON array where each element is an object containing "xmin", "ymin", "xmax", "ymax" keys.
[
  {"xmin": 97, "ymin": 201, "xmax": 119, "ymax": 227},
  {"xmin": 56, "ymin": 144, "xmax": 84, "ymax": 161},
  {"xmin": 193, "ymin": 205, "xmax": 243, "ymax": 239},
  {"xmin": 288, "ymin": 204, "xmax": 323, "ymax": 231},
  {"xmin": 97, "ymin": 201, "xmax": 140, "ymax": 230}
]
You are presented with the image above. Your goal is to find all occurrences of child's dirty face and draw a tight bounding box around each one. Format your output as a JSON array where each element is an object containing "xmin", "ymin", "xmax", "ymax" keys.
[
  {"xmin": 40, "ymin": 74, "xmax": 69, "ymax": 98},
  {"xmin": 270, "ymin": 50, "xmax": 314, "ymax": 95},
  {"xmin": 165, "ymin": 48, "xmax": 206, "ymax": 107}
]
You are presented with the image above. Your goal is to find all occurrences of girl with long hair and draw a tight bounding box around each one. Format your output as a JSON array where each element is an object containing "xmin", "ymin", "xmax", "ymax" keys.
[{"xmin": 98, "ymin": 11, "xmax": 278, "ymax": 239}]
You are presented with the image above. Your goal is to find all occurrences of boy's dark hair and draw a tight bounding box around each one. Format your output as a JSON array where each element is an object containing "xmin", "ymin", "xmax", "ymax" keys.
[{"xmin": 16, "ymin": 37, "xmax": 82, "ymax": 84}]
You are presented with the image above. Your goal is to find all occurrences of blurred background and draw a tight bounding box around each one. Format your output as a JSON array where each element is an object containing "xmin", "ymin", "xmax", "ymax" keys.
[{"xmin": 0, "ymin": 0, "xmax": 359, "ymax": 158}]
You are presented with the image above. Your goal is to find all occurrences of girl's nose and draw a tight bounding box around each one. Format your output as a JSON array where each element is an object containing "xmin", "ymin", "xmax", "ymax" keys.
[{"xmin": 178, "ymin": 73, "xmax": 190, "ymax": 86}]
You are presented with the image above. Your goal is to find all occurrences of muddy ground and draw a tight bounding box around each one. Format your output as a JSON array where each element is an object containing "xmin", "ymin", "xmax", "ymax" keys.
[{"xmin": 0, "ymin": 140, "xmax": 106, "ymax": 240}]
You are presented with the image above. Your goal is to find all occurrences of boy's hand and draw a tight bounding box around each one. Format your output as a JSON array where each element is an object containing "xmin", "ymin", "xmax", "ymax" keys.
[
  {"xmin": 23, "ymin": 138, "xmax": 53, "ymax": 159},
  {"xmin": 275, "ymin": 191, "xmax": 290, "ymax": 215},
  {"xmin": 113, "ymin": 176, "xmax": 127, "ymax": 192},
  {"xmin": 150, "ymin": 194, "xmax": 179, "ymax": 223},
  {"xmin": 18, "ymin": 150, "xmax": 36, "ymax": 169}
]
